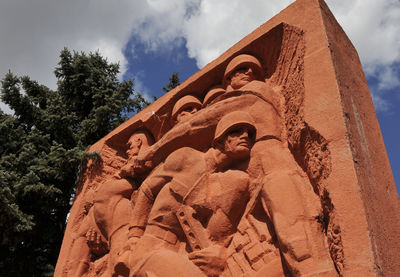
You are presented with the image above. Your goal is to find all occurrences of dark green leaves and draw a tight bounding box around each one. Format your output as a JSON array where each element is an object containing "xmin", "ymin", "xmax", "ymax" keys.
[
  {"xmin": 162, "ymin": 72, "xmax": 180, "ymax": 93},
  {"xmin": 0, "ymin": 48, "xmax": 148, "ymax": 276}
]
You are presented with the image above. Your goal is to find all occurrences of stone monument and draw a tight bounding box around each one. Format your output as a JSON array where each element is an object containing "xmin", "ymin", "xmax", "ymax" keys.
[{"xmin": 55, "ymin": 0, "xmax": 400, "ymax": 276}]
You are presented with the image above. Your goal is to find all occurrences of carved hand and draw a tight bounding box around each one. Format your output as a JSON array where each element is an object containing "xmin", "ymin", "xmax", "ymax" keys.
[
  {"xmin": 188, "ymin": 245, "xmax": 227, "ymax": 277},
  {"xmin": 113, "ymin": 236, "xmax": 140, "ymax": 276},
  {"xmin": 120, "ymin": 155, "xmax": 153, "ymax": 179},
  {"xmin": 119, "ymin": 161, "xmax": 135, "ymax": 178},
  {"xmin": 86, "ymin": 227, "xmax": 108, "ymax": 256},
  {"xmin": 136, "ymin": 149, "xmax": 155, "ymax": 170}
]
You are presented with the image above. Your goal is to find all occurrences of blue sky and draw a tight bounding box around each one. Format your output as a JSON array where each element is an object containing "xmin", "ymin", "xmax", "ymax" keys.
[
  {"xmin": 122, "ymin": 37, "xmax": 199, "ymax": 99},
  {"xmin": 123, "ymin": 37, "xmax": 400, "ymax": 196},
  {"xmin": 0, "ymin": 0, "xmax": 399, "ymax": 196}
]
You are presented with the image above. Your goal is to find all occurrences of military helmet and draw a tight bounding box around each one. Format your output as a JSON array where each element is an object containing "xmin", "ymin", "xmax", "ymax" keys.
[
  {"xmin": 171, "ymin": 95, "xmax": 202, "ymax": 122},
  {"xmin": 202, "ymin": 85, "xmax": 225, "ymax": 107},
  {"xmin": 223, "ymin": 54, "xmax": 264, "ymax": 87},
  {"xmin": 213, "ymin": 111, "xmax": 256, "ymax": 145}
]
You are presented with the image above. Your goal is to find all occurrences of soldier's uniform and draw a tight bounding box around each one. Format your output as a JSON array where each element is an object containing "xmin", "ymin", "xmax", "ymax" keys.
[{"xmin": 128, "ymin": 147, "xmax": 253, "ymax": 277}]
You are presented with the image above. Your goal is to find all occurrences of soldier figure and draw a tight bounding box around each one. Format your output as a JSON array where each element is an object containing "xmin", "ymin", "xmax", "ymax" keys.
[
  {"xmin": 222, "ymin": 54, "xmax": 336, "ymax": 276},
  {"xmin": 66, "ymin": 130, "xmax": 153, "ymax": 277},
  {"xmin": 122, "ymin": 111, "xmax": 257, "ymax": 277},
  {"xmin": 171, "ymin": 95, "xmax": 202, "ymax": 124}
]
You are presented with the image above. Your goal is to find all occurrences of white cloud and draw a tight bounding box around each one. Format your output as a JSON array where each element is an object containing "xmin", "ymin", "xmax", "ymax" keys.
[
  {"xmin": 0, "ymin": 0, "xmax": 148, "ymax": 91},
  {"xmin": 327, "ymin": 0, "xmax": 400, "ymax": 66},
  {"xmin": 371, "ymin": 93, "xmax": 391, "ymax": 112},
  {"xmin": 124, "ymin": 0, "xmax": 400, "ymax": 73},
  {"xmin": 326, "ymin": 0, "xmax": 400, "ymax": 96},
  {"xmin": 1, "ymin": 0, "xmax": 399, "ymax": 114},
  {"xmin": 183, "ymin": 0, "xmax": 293, "ymax": 68},
  {"xmin": 129, "ymin": 0, "xmax": 400, "ymax": 111},
  {"xmin": 0, "ymin": 102, "xmax": 13, "ymax": 115},
  {"xmin": 128, "ymin": 0, "xmax": 293, "ymax": 68},
  {"xmin": 376, "ymin": 66, "xmax": 400, "ymax": 91},
  {"xmin": 132, "ymin": 70, "xmax": 152, "ymax": 103},
  {"xmin": 129, "ymin": 0, "xmax": 199, "ymax": 53}
]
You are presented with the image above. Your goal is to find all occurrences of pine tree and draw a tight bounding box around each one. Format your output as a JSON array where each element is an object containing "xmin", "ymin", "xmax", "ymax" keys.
[
  {"xmin": 162, "ymin": 72, "xmax": 180, "ymax": 93},
  {"xmin": 0, "ymin": 48, "xmax": 149, "ymax": 276}
]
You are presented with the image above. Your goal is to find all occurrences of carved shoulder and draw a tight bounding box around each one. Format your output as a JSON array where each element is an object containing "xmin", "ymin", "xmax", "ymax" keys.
[{"xmin": 163, "ymin": 147, "xmax": 205, "ymax": 173}]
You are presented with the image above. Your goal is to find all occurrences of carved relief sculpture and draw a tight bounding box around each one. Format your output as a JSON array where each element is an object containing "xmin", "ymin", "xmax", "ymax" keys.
[{"xmin": 56, "ymin": 0, "xmax": 400, "ymax": 276}]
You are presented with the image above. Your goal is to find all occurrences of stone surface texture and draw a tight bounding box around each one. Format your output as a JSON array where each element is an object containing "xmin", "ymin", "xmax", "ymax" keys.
[{"xmin": 55, "ymin": 0, "xmax": 400, "ymax": 276}]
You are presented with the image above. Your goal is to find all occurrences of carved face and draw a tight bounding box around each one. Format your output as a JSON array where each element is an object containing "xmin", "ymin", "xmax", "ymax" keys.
[
  {"xmin": 126, "ymin": 134, "xmax": 143, "ymax": 157},
  {"xmin": 229, "ymin": 67, "xmax": 256, "ymax": 90},
  {"xmin": 222, "ymin": 126, "xmax": 254, "ymax": 160},
  {"xmin": 176, "ymin": 105, "xmax": 199, "ymax": 123}
]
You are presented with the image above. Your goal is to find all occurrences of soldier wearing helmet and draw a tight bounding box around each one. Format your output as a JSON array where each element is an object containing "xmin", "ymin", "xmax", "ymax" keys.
[
  {"xmin": 171, "ymin": 95, "xmax": 202, "ymax": 124},
  {"xmin": 223, "ymin": 54, "xmax": 264, "ymax": 91},
  {"xmin": 212, "ymin": 111, "xmax": 256, "ymax": 161},
  {"xmin": 202, "ymin": 85, "xmax": 225, "ymax": 108},
  {"xmin": 126, "ymin": 55, "xmax": 278, "ymax": 178},
  {"xmin": 117, "ymin": 112, "xmax": 257, "ymax": 277},
  {"xmin": 219, "ymin": 55, "xmax": 337, "ymax": 276},
  {"xmin": 113, "ymin": 54, "xmax": 336, "ymax": 276}
]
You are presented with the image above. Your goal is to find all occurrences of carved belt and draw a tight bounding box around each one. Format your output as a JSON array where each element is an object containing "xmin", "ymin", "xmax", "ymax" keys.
[{"xmin": 146, "ymin": 225, "xmax": 178, "ymax": 245}]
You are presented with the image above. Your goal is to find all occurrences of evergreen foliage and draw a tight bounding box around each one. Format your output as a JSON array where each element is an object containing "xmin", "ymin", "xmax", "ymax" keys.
[
  {"xmin": 0, "ymin": 48, "xmax": 149, "ymax": 276},
  {"xmin": 162, "ymin": 72, "xmax": 180, "ymax": 93}
]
